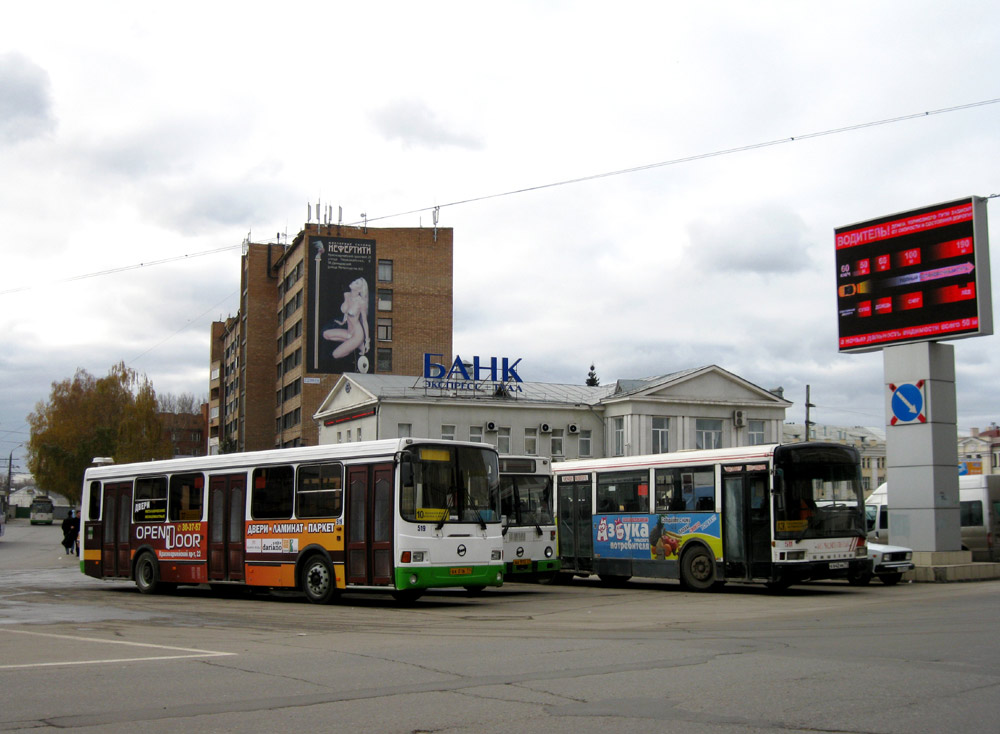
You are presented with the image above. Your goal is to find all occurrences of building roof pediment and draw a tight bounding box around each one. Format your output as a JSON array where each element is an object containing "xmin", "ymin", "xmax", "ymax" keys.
[{"xmin": 605, "ymin": 366, "xmax": 790, "ymax": 407}]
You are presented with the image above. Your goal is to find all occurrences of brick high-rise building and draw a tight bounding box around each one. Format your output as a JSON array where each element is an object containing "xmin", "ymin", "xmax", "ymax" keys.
[{"xmin": 208, "ymin": 223, "xmax": 453, "ymax": 453}]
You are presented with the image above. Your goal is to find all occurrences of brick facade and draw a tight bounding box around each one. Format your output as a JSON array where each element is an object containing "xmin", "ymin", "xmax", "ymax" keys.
[{"xmin": 209, "ymin": 224, "xmax": 452, "ymax": 452}]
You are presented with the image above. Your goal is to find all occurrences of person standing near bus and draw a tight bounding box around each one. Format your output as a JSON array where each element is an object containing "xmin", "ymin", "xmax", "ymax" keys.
[{"xmin": 61, "ymin": 509, "xmax": 80, "ymax": 555}]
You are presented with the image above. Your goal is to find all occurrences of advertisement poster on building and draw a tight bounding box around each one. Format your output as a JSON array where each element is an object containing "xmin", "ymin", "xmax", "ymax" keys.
[{"xmin": 306, "ymin": 236, "xmax": 376, "ymax": 374}]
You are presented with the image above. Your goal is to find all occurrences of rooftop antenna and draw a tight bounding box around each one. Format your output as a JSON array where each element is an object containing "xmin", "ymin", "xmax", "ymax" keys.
[
  {"xmin": 307, "ymin": 201, "xmax": 312, "ymax": 223},
  {"xmin": 361, "ymin": 212, "xmax": 367, "ymax": 233},
  {"xmin": 433, "ymin": 206, "xmax": 440, "ymax": 242},
  {"xmin": 338, "ymin": 205, "xmax": 343, "ymax": 226}
]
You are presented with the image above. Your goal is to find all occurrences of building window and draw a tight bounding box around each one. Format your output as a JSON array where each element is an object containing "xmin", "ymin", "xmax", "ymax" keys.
[
  {"xmin": 469, "ymin": 425, "xmax": 483, "ymax": 443},
  {"xmin": 748, "ymin": 419, "xmax": 765, "ymax": 446},
  {"xmin": 398, "ymin": 423, "xmax": 412, "ymax": 438},
  {"xmin": 497, "ymin": 427, "xmax": 511, "ymax": 454},
  {"xmin": 377, "ymin": 318, "xmax": 392, "ymax": 341},
  {"xmin": 378, "ymin": 259, "xmax": 393, "ymax": 283},
  {"xmin": 524, "ymin": 427, "xmax": 537, "ymax": 456},
  {"xmin": 551, "ymin": 428, "xmax": 564, "ymax": 457},
  {"xmin": 579, "ymin": 429, "xmax": 592, "ymax": 457},
  {"xmin": 377, "ymin": 289, "xmax": 393, "ymax": 311},
  {"xmin": 441, "ymin": 424, "xmax": 455, "ymax": 441},
  {"xmin": 613, "ymin": 417, "xmax": 625, "ymax": 456},
  {"xmin": 652, "ymin": 417, "xmax": 669, "ymax": 453},
  {"xmin": 695, "ymin": 419, "xmax": 723, "ymax": 450},
  {"xmin": 377, "ymin": 348, "xmax": 392, "ymax": 372}
]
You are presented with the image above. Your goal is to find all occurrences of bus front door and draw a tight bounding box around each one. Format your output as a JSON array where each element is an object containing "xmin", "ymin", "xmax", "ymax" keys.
[
  {"xmin": 102, "ymin": 481, "xmax": 132, "ymax": 578},
  {"xmin": 556, "ymin": 475, "xmax": 593, "ymax": 574},
  {"xmin": 208, "ymin": 474, "xmax": 246, "ymax": 582},
  {"xmin": 345, "ymin": 463, "xmax": 394, "ymax": 587},
  {"xmin": 722, "ymin": 466, "xmax": 772, "ymax": 580}
]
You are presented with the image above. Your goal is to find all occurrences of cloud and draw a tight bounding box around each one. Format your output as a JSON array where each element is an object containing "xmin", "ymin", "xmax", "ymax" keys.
[
  {"xmin": 0, "ymin": 53, "xmax": 56, "ymax": 145},
  {"xmin": 369, "ymin": 99, "xmax": 484, "ymax": 150},
  {"xmin": 686, "ymin": 204, "xmax": 814, "ymax": 274}
]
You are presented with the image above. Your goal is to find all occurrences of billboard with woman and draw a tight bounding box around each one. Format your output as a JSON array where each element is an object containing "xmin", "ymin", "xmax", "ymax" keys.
[{"xmin": 306, "ymin": 236, "xmax": 376, "ymax": 374}]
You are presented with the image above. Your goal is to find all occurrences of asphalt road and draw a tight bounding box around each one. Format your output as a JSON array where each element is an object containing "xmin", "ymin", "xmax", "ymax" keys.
[{"xmin": 2, "ymin": 518, "xmax": 1000, "ymax": 733}]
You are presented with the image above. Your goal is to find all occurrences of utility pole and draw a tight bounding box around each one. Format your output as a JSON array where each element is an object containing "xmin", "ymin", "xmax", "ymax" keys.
[{"xmin": 805, "ymin": 385, "xmax": 816, "ymax": 441}]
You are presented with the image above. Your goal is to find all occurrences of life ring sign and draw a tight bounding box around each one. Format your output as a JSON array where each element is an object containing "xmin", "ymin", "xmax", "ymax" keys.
[{"xmin": 889, "ymin": 381, "xmax": 926, "ymax": 425}]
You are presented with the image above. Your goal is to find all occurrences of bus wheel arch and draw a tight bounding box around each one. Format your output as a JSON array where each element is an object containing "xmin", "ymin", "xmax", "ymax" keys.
[
  {"xmin": 299, "ymin": 552, "xmax": 338, "ymax": 604},
  {"xmin": 679, "ymin": 542, "xmax": 717, "ymax": 591}
]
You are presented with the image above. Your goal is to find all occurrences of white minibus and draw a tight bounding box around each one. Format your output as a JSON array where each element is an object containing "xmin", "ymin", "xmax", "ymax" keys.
[{"xmin": 866, "ymin": 475, "xmax": 1000, "ymax": 561}]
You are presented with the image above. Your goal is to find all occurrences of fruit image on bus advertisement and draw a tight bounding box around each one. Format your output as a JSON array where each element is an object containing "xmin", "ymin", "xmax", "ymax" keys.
[
  {"xmin": 593, "ymin": 514, "xmax": 722, "ymax": 560},
  {"xmin": 834, "ymin": 196, "xmax": 992, "ymax": 353}
]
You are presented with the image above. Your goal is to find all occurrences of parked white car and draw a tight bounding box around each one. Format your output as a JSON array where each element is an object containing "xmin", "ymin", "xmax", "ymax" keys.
[{"xmin": 849, "ymin": 542, "xmax": 914, "ymax": 586}]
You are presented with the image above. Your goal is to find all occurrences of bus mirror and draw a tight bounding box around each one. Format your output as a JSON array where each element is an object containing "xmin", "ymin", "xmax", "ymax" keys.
[{"xmin": 399, "ymin": 455, "xmax": 414, "ymax": 488}]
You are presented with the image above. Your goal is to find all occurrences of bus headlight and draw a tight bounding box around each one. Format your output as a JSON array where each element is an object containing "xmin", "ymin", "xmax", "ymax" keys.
[
  {"xmin": 411, "ymin": 551, "xmax": 425, "ymax": 563},
  {"xmin": 491, "ymin": 549, "xmax": 503, "ymax": 561},
  {"xmin": 544, "ymin": 546, "xmax": 553, "ymax": 558}
]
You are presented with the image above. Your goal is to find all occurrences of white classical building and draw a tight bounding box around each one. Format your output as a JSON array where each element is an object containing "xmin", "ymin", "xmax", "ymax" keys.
[{"xmin": 314, "ymin": 365, "xmax": 791, "ymax": 459}]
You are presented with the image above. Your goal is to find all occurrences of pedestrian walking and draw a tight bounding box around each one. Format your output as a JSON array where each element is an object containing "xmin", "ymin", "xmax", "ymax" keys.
[{"xmin": 61, "ymin": 509, "xmax": 80, "ymax": 555}]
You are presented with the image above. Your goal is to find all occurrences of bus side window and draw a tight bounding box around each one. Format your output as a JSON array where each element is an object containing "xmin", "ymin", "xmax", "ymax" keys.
[
  {"xmin": 168, "ymin": 473, "xmax": 205, "ymax": 522},
  {"xmin": 251, "ymin": 465, "xmax": 294, "ymax": 519},
  {"xmin": 297, "ymin": 463, "xmax": 343, "ymax": 519},
  {"xmin": 134, "ymin": 476, "xmax": 167, "ymax": 522},
  {"xmin": 88, "ymin": 481, "xmax": 101, "ymax": 520}
]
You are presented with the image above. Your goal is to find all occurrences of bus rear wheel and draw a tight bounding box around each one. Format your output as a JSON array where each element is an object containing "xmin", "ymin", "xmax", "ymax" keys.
[
  {"xmin": 134, "ymin": 552, "xmax": 172, "ymax": 595},
  {"xmin": 680, "ymin": 546, "xmax": 716, "ymax": 591},
  {"xmin": 300, "ymin": 555, "xmax": 337, "ymax": 604}
]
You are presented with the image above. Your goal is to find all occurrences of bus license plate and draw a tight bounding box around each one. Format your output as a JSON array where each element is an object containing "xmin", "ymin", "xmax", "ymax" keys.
[
  {"xmin": 449, "ymin": 567, "xmax": 472, "ymax": 576},
  {"xmin": 513, "ymin": 559, "xmax": 531, "ymax": 568},
  {"xmin": 830, "ymin": 561, "xmax": 849, "ymax": 570}
]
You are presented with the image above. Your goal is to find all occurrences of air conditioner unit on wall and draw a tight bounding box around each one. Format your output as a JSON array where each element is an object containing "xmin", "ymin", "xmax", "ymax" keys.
[
  {"xmin": 567, "ymin": 423, "xmax": 579, "ymax": 434},
  {"xmin": 485, "ymin": 420, "xmax": 498, "ymax": 432},
  {"xmin": 539, "ymin": 422, "xmax": 552, "ymax": 434},
  {"xmin": 733, "ymin": 410, "xmax": 747, "ymax": 427}
]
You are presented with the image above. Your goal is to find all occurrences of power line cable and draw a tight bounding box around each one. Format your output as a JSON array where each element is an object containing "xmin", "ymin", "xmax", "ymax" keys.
[
  {"xmin": 2, "ymin": 98, "xmax": 996, "ymax": 291},
  {"xmin": 351, "ymin": 97, "xmax": 1000, "ymax": 226},
  {"xmin": 0, "ymin": 245, "xmax": 241, "ymax": 296}
]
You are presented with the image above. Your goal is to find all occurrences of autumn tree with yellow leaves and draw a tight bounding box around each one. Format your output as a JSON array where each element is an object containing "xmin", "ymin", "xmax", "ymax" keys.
[{"xmin": 27, "ymin": 362, "xmax": 172, "ymax": 504}]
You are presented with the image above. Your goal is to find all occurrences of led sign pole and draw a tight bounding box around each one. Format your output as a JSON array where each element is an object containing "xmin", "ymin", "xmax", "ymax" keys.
[{"xmin": 836, "ymin": 197, "xmax": 992, "ymax": 562}]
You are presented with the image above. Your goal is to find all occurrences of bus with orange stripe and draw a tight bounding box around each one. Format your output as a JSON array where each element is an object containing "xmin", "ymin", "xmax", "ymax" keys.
[{"xmin": 80, "ymin": 439, "xmax": 504, "ymax": 603}]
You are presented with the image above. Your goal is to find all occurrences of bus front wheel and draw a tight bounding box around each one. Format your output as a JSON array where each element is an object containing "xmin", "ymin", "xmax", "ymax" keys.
[
  {"xmin": 680, "ymin": 546, "xmax": 716, "ymax": 591},
  {"xmin": 301, "ymin": 556, "xmax": 338, "ymax": 604}
]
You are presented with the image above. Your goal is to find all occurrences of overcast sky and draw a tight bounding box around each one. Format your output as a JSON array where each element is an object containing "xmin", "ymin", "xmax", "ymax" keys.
[{"xmin": 2, "ymin": 2, "xmax": 999, "ymax": 469}]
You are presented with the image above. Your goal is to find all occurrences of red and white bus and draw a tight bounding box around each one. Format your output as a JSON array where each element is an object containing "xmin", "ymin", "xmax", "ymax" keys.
[
  {"xmin": 553, "ymin": 442, "xmax": 868, "ymax": 590},
  {"xmin": 80, "ymin": 439, "xmax": 504, "ymax": 603}
]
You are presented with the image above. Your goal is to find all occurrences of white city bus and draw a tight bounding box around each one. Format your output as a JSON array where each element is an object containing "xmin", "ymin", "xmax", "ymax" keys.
[
  {"xmin": 553, "ymin": 443, "xmax": 868, "ymax": 590},
  {"xmin": 80, "ymin": 439, "xmax": 504, "ymax": 603},
  {"xmin": 29, "ymin": 495, "xmax": 55, "ymax": 525},
  {"xmin": 499, "ymin": 455, "xmax": 559, "ymax": 581}
]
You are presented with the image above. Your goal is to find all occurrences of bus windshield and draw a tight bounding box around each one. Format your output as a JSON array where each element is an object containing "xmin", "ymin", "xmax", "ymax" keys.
[
  {"xmin": 500, "ymin": 475, "xmax": 553, "ymax": 526},
  {"xmin": 773, "ymin": 444, "xmax": 865, "ymax": 540},
  {"xmin": 400, "ymin": 444, "xmax": 500, "ymax": 525}
]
